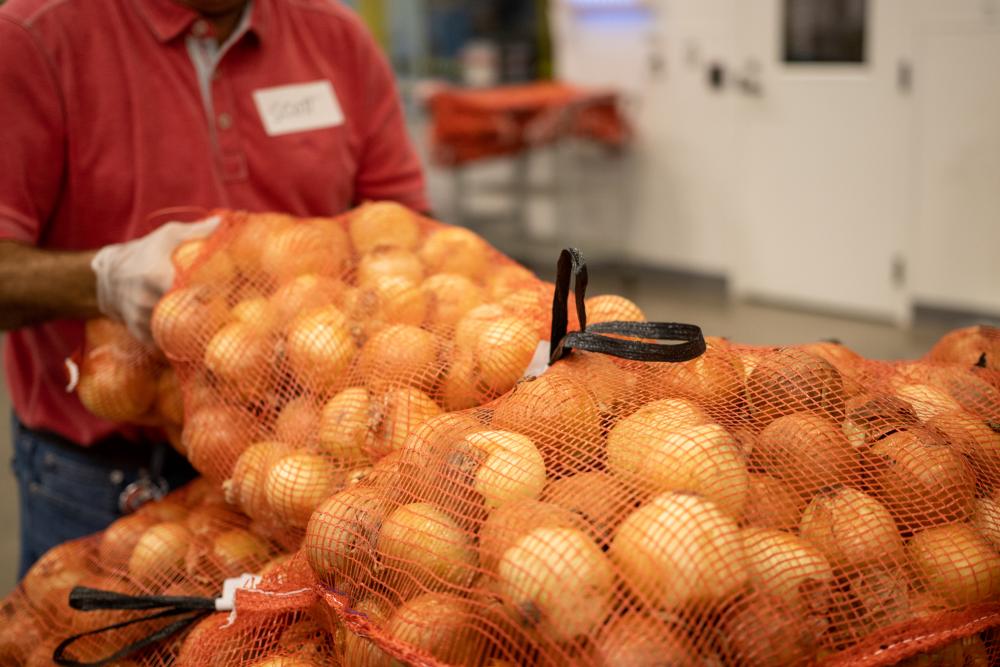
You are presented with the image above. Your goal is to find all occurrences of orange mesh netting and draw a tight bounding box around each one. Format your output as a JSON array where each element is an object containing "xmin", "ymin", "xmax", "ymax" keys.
[{"xmin": 150, "ymin": 205, "xmax": 564, "ymax": 543}]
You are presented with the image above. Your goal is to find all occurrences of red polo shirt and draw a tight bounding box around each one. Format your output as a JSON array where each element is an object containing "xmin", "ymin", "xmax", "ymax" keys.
[{"xmin": 0, "ymin": 0, "xmax": 428, "ymax": 445}]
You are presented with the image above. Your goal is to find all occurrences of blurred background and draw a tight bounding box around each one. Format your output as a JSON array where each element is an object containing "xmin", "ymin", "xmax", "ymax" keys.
[{"xmin": 0, "ymin": 0, "xmax": 998, "ymax": 593}]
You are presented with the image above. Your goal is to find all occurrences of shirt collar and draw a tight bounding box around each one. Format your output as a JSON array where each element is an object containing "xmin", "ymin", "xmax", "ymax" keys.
[{"xmin": 133, "ymin": 0, "xmax": 267, "ymax": 44}]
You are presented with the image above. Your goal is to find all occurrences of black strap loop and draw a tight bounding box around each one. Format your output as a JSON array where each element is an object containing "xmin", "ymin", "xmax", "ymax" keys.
[
  {"xmin": 976, "ymin": 353, "xmax": 988, "ymax": 369},
  {"xmin": 53, "ymin": 587, "xmax": 216, "ymax": 666},
  {"xmin": 547, "ymin": 248, "xmax": 705, "ymax": 364}
]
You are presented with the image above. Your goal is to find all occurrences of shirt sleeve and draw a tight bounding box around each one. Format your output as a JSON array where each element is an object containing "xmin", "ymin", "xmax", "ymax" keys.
[
  {"xmin": 0, "ymin": 17, "xmax": 65, "ymax": 245},
  {"xmin": 352, "ymin": 26, "xmax": 429, "ymax": 214}
]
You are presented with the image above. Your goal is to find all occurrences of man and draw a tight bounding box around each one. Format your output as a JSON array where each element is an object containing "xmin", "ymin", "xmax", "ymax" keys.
[{"xmin": 0, "ymin": 0, "xmax": 428, "ymax": 575}]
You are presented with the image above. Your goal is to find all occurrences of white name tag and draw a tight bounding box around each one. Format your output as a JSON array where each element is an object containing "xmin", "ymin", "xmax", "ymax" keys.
[{"xmin": 253, "ymin": 80, "xmax": 344, "ymax": 136}]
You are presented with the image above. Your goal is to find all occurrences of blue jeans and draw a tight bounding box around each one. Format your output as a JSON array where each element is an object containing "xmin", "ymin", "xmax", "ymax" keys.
[{"xmin": 11, "ymin": 416, "xmax": 197, "ymax": 579}]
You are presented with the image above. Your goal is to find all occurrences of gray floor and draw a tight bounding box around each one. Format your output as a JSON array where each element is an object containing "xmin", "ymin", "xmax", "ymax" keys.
[{"xmin": 0, "ymin": 274, "xmax": 977, "ymax": 597}]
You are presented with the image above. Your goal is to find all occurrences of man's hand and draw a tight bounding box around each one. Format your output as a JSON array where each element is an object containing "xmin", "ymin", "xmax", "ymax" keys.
[{"xmin": 92, "ymin": 217, "xmax": 220, "ymax": 342}]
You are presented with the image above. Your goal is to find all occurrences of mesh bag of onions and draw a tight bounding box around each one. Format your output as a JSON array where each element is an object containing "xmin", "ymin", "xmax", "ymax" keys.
[
  {"xmin": 149, "ymin": 204, "xmax": 594, "ymax": 538},
  {"xmin": 0, "ymin": 477, "xmax": 296, "ymax": 666},
  {"xmin": 169, "ymin": 254, "xmax": 1000, "ymax": 666}
]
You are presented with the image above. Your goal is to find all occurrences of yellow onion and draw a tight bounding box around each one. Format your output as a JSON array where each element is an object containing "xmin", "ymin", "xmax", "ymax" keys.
[
  {"xmin": 742, "ymin": 527, "xmax": 834, "ymax": 607},
  {"xmin": 594, "ymin": 613, "xmax": 702, "ymax": 667},
  {"xmin": 453, "ymin": 303, "xmax": 505, "ymax": 350},
  {"xmin": 368, "ymin": 386, "xmax": 442, "ymax": 458},
  {"xmin": 746, "ymin": 348, "xmax": 847, "ymax": 423},
  {"xmin": 203, "ymin": 320, "xmax": 273, "ymax": 399},
  {"xmin": 273, "ymin": 395, "xmax": 321, "ymax": 447},
  {"xmin": 460, "ymin": 430, "xmax": 546, "ymax": 511},
  {"xmin": 264, "ymin": 453, "xmax": 342, "ymax": 529},
  {"xmin": 496, "ymin": 526, "xmax": 614, "ymax": 642},
  {"xmin": 259, "ymin": 220, "xmax": 349, "ymax": 283},
  {"xmin": 226, "ymin": 440, "xmax": 294, "ymax": 519},
  {"xmin": 719, "ymin": 592, "xmax": 818, "ymax": 667},
  {"xmin": 542, "ymin": 471, "xmax": 644, "ymax": 545},
  {"xmin": 479, "ymin": 500, "xmax": 586, "ymax": 572},
  {"xmin": 285, "ymin": 305, "xmax": 354, "ymax": 393},
  {"xmin": 472, "ymin": 317, "xmax": 538, "ymax": 392},
  {"xmin": 753, "ymin": 412, "xmax": 858, "ymax": 500},
  {"xmin": 928, "ymin": 410, "xmax": 1000, "ymax": 493},
  {"xmin": 612, "ymin": 492, "xmax": 747, "ymax": 610},
  {"xmin": 77, "ymin": 346, "xmax": 158, "ymax": 422},
  {"xmin": 349, "ymin": 201, "xmax": 420, "ymax": 254},
  {"xmin": 799, "ymin": 487, "xmax": 903, "ymax": 569},
  {"xmin": 377, "ymin": 501, "xmax": 477, "ymax": 590},
  {"xmin": 128, "ymin": 521, "xmax": 192, "ymax": 586},
  {"xmin": 357, "ymin": 247, "xmax": 424, "ymax": 286},
  {"xmin": 304, "ymin": 486, "xmax": 387, "ymax": 589},
  {"xmin": 173, "ymin": 238, "xmax": 236, "ymax": 286},
  {"xmin": 99, "ymin": 512, "xmax": 157, "ymax": 565},
  {"xmin": 973, "ymin": 497, "xmax": 1000, "ymax": 551},
  {"xmin": 151, "ymin": 286, "xmax": 228, "ymax": 361},
  {"xmin": 743, "ymin": 473, "xmax": 805, "ymax": 531},
  {"xmin": 155, "ymin": 367, "xmax": 184, "ymax": 425},
  {"xmin": 607, "ymin": 418, "xmax": 749, "ymax": 518},
  {"xmin": 419, "ymin": 226, "xmax": 489, "ymax": 280},
  {"xmin": 908, "ymin": 523, "xmax": 1000, "ymax": 606},
  {"xmin": 584, "ymin": 294, "xmax": 645, "ymax": 324},
  {"xmin": 357, "ymin": 324, "xmax": 439, "ymax": 392},
  {"xmin": 384, "ymin": 593, "xmax": 479, "ymax": 666},
  {"xmin": 486, "ymin": 264, "xmax": 536, "ymax": 300},
  {"xmin": 896, "ymin": 383, "xmax": 964, "ymax": 421},
  {"xmin": 269, "ymin": 274, "xmax": 344, "ymax": 324},
  {"xmin": 317, "ymin": 387, "xmax": 372, "ymax": 465},
  {"xmin": 183, "ymin": 405, "xmax": 255, "ymax": 482},
  {"xmin": 423, "ymin": 273, "xmax": 484, "ymax": 331}
]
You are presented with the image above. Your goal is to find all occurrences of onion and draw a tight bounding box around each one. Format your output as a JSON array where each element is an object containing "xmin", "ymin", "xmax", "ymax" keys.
[
  {"xmin": 139, "ymin": 498, "xmax": 190, "ymax": 523},
  {"xmin": 897, "ymin": 637, "xmax": 989, "ymax": 667},
  {"xmin": 928, "ymin": 410, "xmax": 1000, "ymax": 492},
  {"xmin": 478, "ymin": 499, "xmax": 585, "ymax": 573},
  {"xmin": 277, "ymin": 617, "xmax": 333, "ymax": 660},
  {"xmin": 185, "ymin": 503, "xmax": 248, "ymax": 537},
  {"xmin": 340, "ymin": 597, "xmax": 392, "ymax": 666},
  {"xmin": 273, "ymin": 395, "xmax": 321, "ymax": 447},
  {"xmin": 928, "ymin": 325, "xmax": 1000, "ymax": 370},
  {"xmin": 584, "ymin": 294, "xmax": 645, "ymax": 324},
  {"xmin": 486, "ymin": 264, "xmax": 536, "ymax": 301},
  {"xmin": 357, "ymin": 324, "xmax": 439, "ymax": 391},
  {"xmin": 871, "ymin": 429, "xmax": 976, "ymax": 530},
  {"xmin": 542, "ymin": 471, "xmax": 644, "ymax": 545},
  {"xmin": 746, "ymin": 348, "xmax": 847, "ymax": 423},
  {"xmin": 368, "ymin": 386, "xmax": 442, "ymax": 459},
  {"xmin": 441, "ymin": 353, "xmax": 485, "ymax": 411},
  {"xmin": 742, "ymin": 527, "xmax": 834, "ymax": 606},
  {"xmin": 203, "ymin": 320, "xmax": 273, "ymax": 399},
  {"xmin": 226, "ymin": 441, "xmax": 293, "ymax": 518},
  {"xmin": 743, "ymin": 473, "xmax": 805, "ymax": 531},
  {"xmin": 934, "ymin": 368, "xmax": 1000, "ymax": 420},
  {"xmin": 644, "ymin": 339, "xmax": 745, "ymax": 416},
  {"xmin": 611, "ymin": 492, "xmax": 747, "ymax": 610},
  {"xmin": 454, "ymin": 303, "xmax": 505, "ymax": 350},
  {"xmin": 549, "ymin": 352, "xmax": 642, "ymax": 418},
  {"xmin": 423, "ymin": 273, "xmax": 484, "ymax": 331},
  {"xmin": 594, "ymin": 613, "xmax": 702, "ymax": 667},
  {"xmin": 257, "ymin": 553, "xmax": 293, "ymax": 580},
  {"xmin": 99, "ymin": 512, "xmax": 157, "ymax": 565},
  {"xmin": 386, "ymin": 593, "xmax": 479, "ymax": 665},
  {"xmin": 151, "ymin": 286, "xmax": 228, "ymax": 361},
  {"xmin": 630, "ymin": 397, "xmax": 710, "ymax": 425},
  {"xmin": 896, "ymin": 383, "xmax": 964, "ymax": 421},
  {"xmin": 491, "ymin": 373, "xmax": 603, "ymax": 476},
  {"xmin": 364, "ymin": 275, "xmax": 428, "ymax": 329},
  {"xmin": 460, "ymin": 430, "xmax": 546, "ymax": 511},
  {"xmin": 206, "ymin": 528, "xmax": 272, "ymax": 578},
  {"xmin": 908, "ymin": 523, "xmax": 1000, "ymax": 606},
  {"xmin": 472, "ymin": 317, "xmax": 538, "ymax": 392},
  {"xmin": 349, "ymin": 201, "xmax": 420, "ymax": 254},
  {"xmin": 357, "ymin": 246, "xmax": 424, "ymax": 286},
  {"xmin": 155, "ymin": 367, "xmax": 184, "ymax": 425},
  {"xmin": 183, "ymin": 405, "xmax": 255, "ymax": 481},
  {"xmin": 264, "ymin": 453, "xmax": 342, "ymax": 528},
  {"xmin": 285, "ymin": 305, "xmax": 354, "ymax": 393},
  {"xmin": 128, "ymin": 521, "xmax": 192, "ymax": 586},
  {"xmin": 259, "ymin": 220, "xmax": 349, "ymax": 283},
  {"xmin": 376, "ymin": 501, "xmax": 477, "ymax": 589},
  {"xmin": 826, "ymin": 565, "xmax": 912, "ymax": 650},
  {"xmin": 21, "ymin": 543, "xmax": 91, "ymax": 616},
  {"xmin": 314, "ymin": 387, "xmax": 372, "ymax": 465},
  {"xmin": 753, "ymin": 412, "xmax": 858, "ymax": 499},
  {"xmin": 799, "ymin": 487, "xmax": 903, "ymax": 569},
  {"xmin": 496, "ymin": 526, "xmax": 614, "ymax": 642},
  {"xmin": 799, "ymin": 340, "xmax": 866, "ymax": 385},
  {"xmin": 498, "ymin": 288, "xmax": 546, "ymax": 320},
  {"xmin": 419, "ymin": 226, "xmax": 489, "ymax": 280},
  {"xmin": 227, "ymin": 212, "xmax": 296, "ymax": 272},
  {"xmin": 84, "ymin": 318, "xmax": 135, "ymax": 348},
  {"xmin": 304, "ymin": 485, "xmax": 386, "ymax": 589},
  {"xmin": 77, "ymin": 345, "xmax": 158, "ymax": 421},
  {"xmin": 972, "ymin": 497, "xmax": 1000, "ymax": 551},
  {"xmin": 241, "ymin": 658, "xmax": 316, "ymax": 667},
  {"xmin": 719, "ymin": 592, "xmax": 818, "ymax": 667},
  {"xmin": 269, "ymin": 274, "xmax": 344, "ymax": 324},
  {"xmin": 172, "ymin": 238, "xmax": 235, "ymax": 286},
  {"xmin": 607, "ymin": 419, "xmax": 749, "ymax": 518}
]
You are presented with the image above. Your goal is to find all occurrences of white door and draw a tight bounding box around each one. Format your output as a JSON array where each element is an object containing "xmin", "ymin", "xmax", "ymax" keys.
[
  {"xmin": 909, "ymin": 4, "xmax": 1000, "ymax": 316},
  {"xmin": 730, "ymin": 0, "xmax": 913, "ymax": 324}
]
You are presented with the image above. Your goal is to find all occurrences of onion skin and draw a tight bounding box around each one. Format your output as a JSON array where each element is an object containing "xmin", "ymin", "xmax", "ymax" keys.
[
  {"xmin": 928, "ymin": 410, "xmax": 1000, "ymax": 494},
  {"xmin": 743, "ymin": 473, "xmax": 805, "ymax": 531},
  {"xmin": 77, "ymin": 346, "xmax": 158, "ymax": 422},
  {"xmin": 594, "ymin": 613, "xmax": 702, "ymax": 667},
  {"xmin": 719, "ymin": 592, "xmax": 819, "ymax": 667},
  {"xmin": 479, "ymin": 499, "xmax": 585, "ymax": 573},
  {"xmin": 611, "ymin": 492, "xmax": 748, "ymax": 610},
  {"xmin": 376, "ymin": 501, "xmax": 477, "ymax": 590},
  {"xmin": 264, "ymin": 453, "xmax": 342, "ymax": 529},
  {"xmin": 151, "ymin": 286, "xmax": 228, "ymax": 361},
  {"xmin": 285, "ymin": 305, "xmax": 354, "ymax": 394},
  {"xmin": 742, "ymin": 527, "xmax": 835, "ymax": 607},
  {"xmin": 316, "ymin": 387, "xmax": 372, "ymax": 466},
  {"xmin": 799, "ymin": 487, "xmax": 903, "ymax": 570},
  {"xmin": 349, "ymin": 201, "xmax": 421, "ymax": 254},
  {"xmin": 908, "ymin": 523, "xmax": 1000, "ymax": 606},
  {"xmin": 542, "ymin": 472, "xmax": 645, "ymax": 545},
  {"xmin": 128, "ymin": 522, "xmax": 192, "ymax": 586},
  {"xmin": 384, "ymin": 593, "xmax": 478, "ymax": 666},
  {"xmin": 584, "ymin": 294, "xmax": 645, "ymax": 324},
  {"xmin": 357, "ymin": 247, "xmax": 425, "ymax": 286},
  {"xmin": 183, "ymin": 405, "xmax": 255, "ymax": 482},
  {"xmin": 304, "ymin": 486, "xmax": 387, "ymax": 591},
  {"xmin": 357, "ymin": 324, "xmax": 439, "ymax": 392},
  {"xmin": 419, "ymin": 226, "xmax": 489, "ymax": 280}
]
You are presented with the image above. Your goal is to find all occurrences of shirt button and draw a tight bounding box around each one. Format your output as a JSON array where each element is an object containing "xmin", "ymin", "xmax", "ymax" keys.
[
  {"xmin": 217, "ymin": 112, "xmax": 233, "ymax": 130},
  {"xmin": 192, "ymin": 20, "xmax": 209, "ymax": 37}
]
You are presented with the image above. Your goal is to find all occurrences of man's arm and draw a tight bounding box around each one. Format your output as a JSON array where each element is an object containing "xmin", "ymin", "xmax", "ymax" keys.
[{"xmin": 0, "ymin": 241, "xmax": 99, "ymax": 331}]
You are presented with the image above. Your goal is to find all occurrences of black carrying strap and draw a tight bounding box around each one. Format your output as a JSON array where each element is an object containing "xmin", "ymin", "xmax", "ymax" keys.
[
  {"xmin": 53, "ymin": 587, "xmax": 216, "ymax": 666},
  {"xmin": 548, "ymin": 248, "xmax": 706, "ymax": 364},
  {"xmin": 976, "ymin": 353, "xmax": 988, "ymax": 369}
]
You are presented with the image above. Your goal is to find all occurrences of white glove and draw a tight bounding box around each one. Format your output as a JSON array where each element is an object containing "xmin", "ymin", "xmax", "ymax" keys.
[{"xmin": 92, "ymin": 217, "xmax": 221, "ymax": 343}]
